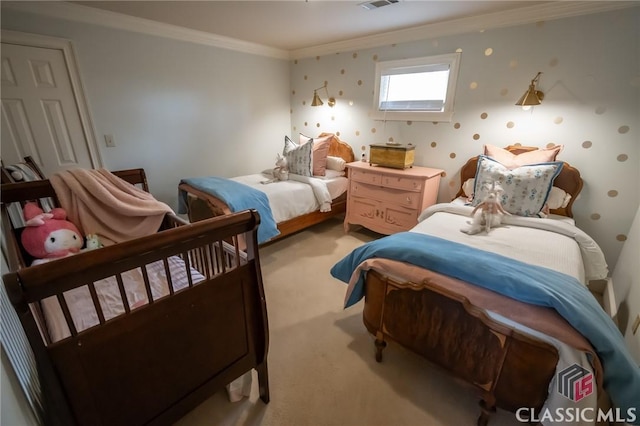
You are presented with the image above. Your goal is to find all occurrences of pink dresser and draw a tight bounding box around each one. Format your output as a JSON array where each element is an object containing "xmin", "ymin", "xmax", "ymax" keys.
[{"xmin": 344, "ymin": 162, "xmax": 444, "ymax": 235}]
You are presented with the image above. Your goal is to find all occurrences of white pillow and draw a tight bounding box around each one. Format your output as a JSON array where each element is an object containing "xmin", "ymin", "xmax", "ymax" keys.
[
  {"xmin": 546, "ymin": 186, "xmax": 572, "ymax": 209},
  {"xmin": 326, "ymin": 156, "xmax": 347, "ymax": 172},
  {"xmin": 472, "ymin": 155, "xmax": 563, "ymax": 217},
  {"xmin": 315, "ymin": 169, "xmax": 345, "ymax": 180},
  {"xmin": 462, "ymin": 178, "xmax": 475, "ymax": 199}
]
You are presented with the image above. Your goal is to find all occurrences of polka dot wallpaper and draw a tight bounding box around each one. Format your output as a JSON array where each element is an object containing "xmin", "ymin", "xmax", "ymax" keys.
[{"xmin": 290, "ymin": 8, "xmax": 639, "ymax": 269}]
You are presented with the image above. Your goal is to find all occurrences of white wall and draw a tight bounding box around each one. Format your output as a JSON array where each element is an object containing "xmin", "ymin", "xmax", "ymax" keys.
[{"xmin": 1, "ymin": 7, "xmax": 292, "ymax": 210}]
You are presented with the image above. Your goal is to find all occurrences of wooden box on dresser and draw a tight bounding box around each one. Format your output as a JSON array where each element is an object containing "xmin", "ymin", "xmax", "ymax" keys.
[{"xmin": 344, "ymin": 161, "xmax": 444, "ymax": 235}]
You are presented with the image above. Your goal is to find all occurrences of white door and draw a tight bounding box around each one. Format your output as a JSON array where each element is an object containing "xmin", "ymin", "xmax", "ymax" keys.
[{"xmin": 1, "ymin": 33, "xmax": 100, "ymax": 176}]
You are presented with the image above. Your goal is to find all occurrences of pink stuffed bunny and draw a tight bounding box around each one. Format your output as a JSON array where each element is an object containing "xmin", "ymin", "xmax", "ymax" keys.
[{"xmin": 21, "ymin": 202, "xmax": 84, "ymax": 265}]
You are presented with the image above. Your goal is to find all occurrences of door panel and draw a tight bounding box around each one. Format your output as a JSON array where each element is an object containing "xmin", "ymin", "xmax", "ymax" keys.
[{"xmin": 1, "ymin": 42, "xmax": 93, "ymax": 175}]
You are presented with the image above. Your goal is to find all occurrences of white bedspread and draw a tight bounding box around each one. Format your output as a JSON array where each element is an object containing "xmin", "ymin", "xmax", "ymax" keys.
[{"xmin": 232, "ymin": 173, "xmax": 348, "ymax": 223}]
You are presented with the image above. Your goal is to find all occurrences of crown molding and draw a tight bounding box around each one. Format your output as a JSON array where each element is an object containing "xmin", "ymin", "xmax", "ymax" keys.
[
  {"xmin": 290, "ymin": 1, "xmax": 639, "ymax": 59},
  {"xmin": 4, "ymin": 1, "xmax": 637, "ymax": 61},
  {"xmin": 3, "ymin": 1, "xmax": 290, "ymax": 60}
]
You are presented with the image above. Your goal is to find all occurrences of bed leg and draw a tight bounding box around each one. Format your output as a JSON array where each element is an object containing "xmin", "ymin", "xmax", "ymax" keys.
[
  {"xmin": 256, "ymin": 362, "xmax": 270, "ymax": 404},
  {"xmin": 374, "ymin": 334, "xmax": 386, "ymax": 362},
  {"xmin": 477, "ymin": 399, "xmax": 496, "ymax": 426}
]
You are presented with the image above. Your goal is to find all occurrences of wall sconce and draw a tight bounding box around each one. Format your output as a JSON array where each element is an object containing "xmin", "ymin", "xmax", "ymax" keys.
[
  {"xmin": 515, "ymin": 72, "xmax": 544, "ymax": 110},
  {"xmin": 311, "ymin": 83, "xmax": 336, "ymax": 107}
]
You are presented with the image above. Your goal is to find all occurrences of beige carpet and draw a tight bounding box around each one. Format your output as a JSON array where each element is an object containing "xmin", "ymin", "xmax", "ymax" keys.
[{"xmin": 176, "ymin": 217, "xmax": 521, "ymax": 426}]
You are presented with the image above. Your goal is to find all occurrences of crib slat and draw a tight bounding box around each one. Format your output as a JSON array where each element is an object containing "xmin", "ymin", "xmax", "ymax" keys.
[
  {"xmin": 87, "ymin": 283, "xmax": 106, "ymax": 325},
  {"xmin": 56, "ymin": 294, "xmax": 78, "ymax": 337},
  {"xmin": 163, "ymin": 258, "xmax": 174, "ymax": 295},
  {"xmin": 115, "ymin": 274, "xmax": 131, "ymax": 314},
  {"xmin": 183, "ymin": 252, "xmax": 194, "ymax": 288},
  {"xmin": 140, "ymin": 266, "xmax": 153, "ymax": 303}
]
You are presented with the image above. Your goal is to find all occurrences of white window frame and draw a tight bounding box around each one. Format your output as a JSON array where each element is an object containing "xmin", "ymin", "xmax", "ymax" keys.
[{"xmin": 371, "ymin": 52, "xmax": 461, "ymax": 122}]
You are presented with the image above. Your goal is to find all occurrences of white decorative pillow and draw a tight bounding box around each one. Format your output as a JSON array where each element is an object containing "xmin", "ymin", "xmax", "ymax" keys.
[
  {"xmin": 461, "ymin": 178, "xmax": 475, "ymax": 199},
  {"xmin": 317, "ymin": 169, "xmax": 345, "ymax": 179},
  {"xmin": 326, "ymin": 156, "xmax": 347, "ymax": 172},
  {"xmin": 546, "ymin": 186, "xmax": 572, "ymax": 209},
  {"xmin": 472, "ymin": 155, "xmax": 563, "ymax": 217},
  {"xmin": 283, "ymin": 136, "xmax": 313, "ymax": 177}
]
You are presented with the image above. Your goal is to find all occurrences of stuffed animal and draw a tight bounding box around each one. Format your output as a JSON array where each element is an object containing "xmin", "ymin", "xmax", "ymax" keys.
[
  {"xmin": 273, "ymin": 153, "xmax": 289, "ymax": 181},
  {"xmin": 461, "ymin": 182, "xmax": 510, "ymax": 235},
  {"xmin": 83, "ymin": 234, "xmax": 103, "ymax": 251},
  {"xmin": 21, "ymin": 202, "xmax": 84, "ymax": 265}
]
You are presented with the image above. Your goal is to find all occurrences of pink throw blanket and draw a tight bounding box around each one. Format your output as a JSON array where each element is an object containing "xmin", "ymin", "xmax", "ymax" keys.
[{"xmin": 50, "ymin": 169, "xmax": 173, "ymax": 245}]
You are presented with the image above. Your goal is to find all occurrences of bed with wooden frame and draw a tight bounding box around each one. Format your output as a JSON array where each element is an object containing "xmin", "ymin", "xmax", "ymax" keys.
[
  {"xmin": 179, "ymin": 133, "xmax": 355, "ymax": 243},
  {"xmin": 332, "ymin": 146, "xmax": 621, "ymax": 425},
  {"xmin": 1, "ymin": 169, "xmax": 270, "ymax": 426}
]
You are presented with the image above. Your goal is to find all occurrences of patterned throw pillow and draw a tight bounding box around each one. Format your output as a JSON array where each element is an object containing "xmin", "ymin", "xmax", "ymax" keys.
[
  {"xmin": 471, "ymin": 155, "xmax": 563, "ymax": 217},
  {"xmin": 283, "ymin": 136, "xmax": 313, "ymax": 177}
]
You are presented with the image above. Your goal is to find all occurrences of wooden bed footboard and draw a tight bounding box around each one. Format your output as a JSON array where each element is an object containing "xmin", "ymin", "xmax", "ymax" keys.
[
  {"xmin": 2, "ymin": 211, "xmax": 269, "ymax": 426},
  {"xmin": 363, "ymin": 269, "xmax": 558, "ymax": 425}
]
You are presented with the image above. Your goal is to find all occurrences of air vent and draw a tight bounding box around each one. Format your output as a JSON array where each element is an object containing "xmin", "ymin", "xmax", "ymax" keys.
[{"xmin": 359, "ymin": 0, "xmax": 400, "ymax": 11}]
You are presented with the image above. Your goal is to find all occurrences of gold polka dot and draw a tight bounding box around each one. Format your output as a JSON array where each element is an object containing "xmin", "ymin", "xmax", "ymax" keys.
[
  {"xmin": 595, "ymin": 106, "xmax": 606, "ymax": 115},
  {"xmin": 506, "ymin": 121, "xmax": 515, "ymax": 129},
  {"xmin": 290, "ymin": 109, "xmax": 293, "ymax": 114},
  {"xmin": 292, "ymin": 90, "xmax": 296, "ymax": 95},
  {"xmin": 302, "ymin": 100, "xmax": 306, "ymax": 106},
  {"xmin": 513, "ymin": 143, "xmax": 522, "ymax": 147},
  {"xmin": 582, "ymin": 141, "xmax": 592, "ymax": 148},
  {"xmin": 449, "ymin": 153, "xmax": 456, "ymax": 159},
  {"xmin": 473, "ymin": 134, "xmax": 480, "ymax": 140},
  {"xmin": 316, "ymin": 123, "xmax": 320, "ymax": 127},
  {"xmin": 480, "ymin": 112, "xmax": 488, "ymax": 119},
  {"xmin": 360, "ymin": 145, "xmax": 366, "ymax": 151},
  {"xmin": 316, "ymin": 56, "xmax": 320, "ymax": 61},
  {"xmin": 294, "ymin": 60, "xmax": 298, "ymax": 65},
  {"xmin": 509, "ymin": 60, "xmax": 518, "ymax": 68},
  {"xmin": 549, "ymin": 58, "xmax": 559, "ymax": 67},
  {"xmin": 431, "ymin": 142, "xmax": 437, "ymax": 148},
  {"xmin": 590, "ymin": 213, "xmax": 601, "ymax": 220},
  {"xmin": 454, "ymin": 123, "xmax": 461, "ymax": 129},
  {"xmin": 341, "ymin": 69, "xmax": 345, "ymax": 75},
  {"xmin": 373, "ymin": 55, "xmax": 378, "ymax": 61},
  {"xmin": 336, "ymin": 131, "xmax": 341, "ymax": 137},
  {"xmin": 470, "ymin": 82, "xmax": 478, "ymax": 90},
  {"xmin": 371, "ymin": 128, "xmax": 376, "ymax": 133},
  {"xmin": 617, "ymin": 235, "xmax": 627, "ymax": 242},
  {"xmin": 331, "ymin": 116, "xmax": 335, "ymax": 121},
  {"xmin": 536, "ymin": 21, "xmax": 545, "ymax": 27},
  {"xmin": 484, "ymin": 48, "xmax": 493, "ymax": 56},
  {"xmin": 553, "ymin": 117, "xmax": 563, "ymax": 125},
  {"xmin": 304, "ymin": 75, "xmax": 308, "ymax": 80},
  {"xmin": 608, "ymin": 190, "xmax": 618, "ymax": 197},
  {"xmin": 619, "ymin": 125, "xmax": 630, "ymax": 134},
  {"xmin": 456, "ymin": 48, "xmax": 463, "ymax": 53},
  {"xmin": 304, "ymin": 121, "xmax": 308, "ymax": 126},
  {"xmin": 406, "ymin": 121, "xmax": 412, "ymax": 125},
  {"xmin": 388, "ymin": 137, "xmax": 394, "ymax": 142},
  {"xmin": 357, "ymin": 80, "xmax": 363, "ymax": 86},
  {"xmin": 449, "ymin": 180, "xmax": 456, "ymax": 187},
  {"xmin": 352, "ymin": 53, "xmax": 358, "ymax": 59},
  {"xmin": 356, "ymin": 131, "xmax": 361, "ymax": 136},
  {"xmin": 500, "ymin": 88, "xmax": 509, "ymax": 96},
  {"xmin": 617, "ymin": 154, "xmax": 628, "ymax": 162},
  {"xmin": 432, "ymin": 122, "xmax": 438, "ymax": 125},
  {"xmin": 546, "ymin": 143, "xmax": 556, "ymax": 149}
]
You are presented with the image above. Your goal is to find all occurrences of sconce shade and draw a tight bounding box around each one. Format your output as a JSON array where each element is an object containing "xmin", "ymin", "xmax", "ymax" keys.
[
  {"xmin": 311, "ymin": 90, "xmax": 323, "ymax": 106},
  {"xmin": 311, "ymin": 83, "xmax": 336, "ymax": 107},
  {"xmin": 515, "ymin": 72, "xmax": 545, "ymax": 107}
]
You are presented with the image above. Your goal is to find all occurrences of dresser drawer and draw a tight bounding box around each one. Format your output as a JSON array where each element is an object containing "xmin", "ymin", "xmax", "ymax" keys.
[
  {"xmin": 350, "ymin": 181, "xmax": 421, "ymax": 210},
  {"xmin": 380, "ymin": 175, "xmax": 423, "ymax": 192},
  {"xmin": 350, "ymin": 168, "xmax": 381, "ymax": 186}
]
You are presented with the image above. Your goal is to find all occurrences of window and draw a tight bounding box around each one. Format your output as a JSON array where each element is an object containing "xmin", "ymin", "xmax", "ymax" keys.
[{"xmin": 372, "ymin": 53, "xmax": 461, "ymax": 122}]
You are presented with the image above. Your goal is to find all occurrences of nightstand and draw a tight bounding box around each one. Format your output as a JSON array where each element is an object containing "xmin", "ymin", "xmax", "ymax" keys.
[{"xmin": 344, "ymin": 162, "xmax": 444, "ymax": 235}]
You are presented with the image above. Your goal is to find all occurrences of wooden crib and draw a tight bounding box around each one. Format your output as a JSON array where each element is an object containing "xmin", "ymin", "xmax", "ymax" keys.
[{"xmin": 1, "ymin": 169, "xmax": 269, "ymax": 426}]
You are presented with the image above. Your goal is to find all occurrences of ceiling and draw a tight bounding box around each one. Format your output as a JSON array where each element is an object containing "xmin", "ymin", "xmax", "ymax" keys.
[{"xmin": 71, "ymin": 1, "xmax": 551, "ymax": 51}]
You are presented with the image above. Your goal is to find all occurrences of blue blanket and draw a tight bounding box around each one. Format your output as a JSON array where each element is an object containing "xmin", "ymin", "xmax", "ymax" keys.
[
  {"xmin": 178, "ymin": 177, "xmax": 280, "ymax": 244},
  {"xmin": 330, "ymin": 232, "xmax": 640, "ymax": 420}
]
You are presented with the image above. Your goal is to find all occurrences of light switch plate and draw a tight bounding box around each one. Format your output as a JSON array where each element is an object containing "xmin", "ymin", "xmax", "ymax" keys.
[{"xmin": 104, "ymin": 134, "xmax": 115, "ymax": 147}]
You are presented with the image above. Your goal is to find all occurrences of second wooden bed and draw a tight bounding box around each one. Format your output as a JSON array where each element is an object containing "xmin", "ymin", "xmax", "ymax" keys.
[{"xmin": 179, "ymin": 133, "xmax": 355, "ymax": 243}]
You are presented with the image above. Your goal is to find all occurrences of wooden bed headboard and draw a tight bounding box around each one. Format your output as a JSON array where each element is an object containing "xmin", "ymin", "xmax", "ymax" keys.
[
  {"xmin": 454, "ymin": 145, "xmax": 583, "ymax": 217},
  {"xmin": 318, "ymin": 132, "xmax": 356, "ymax": 163}
]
